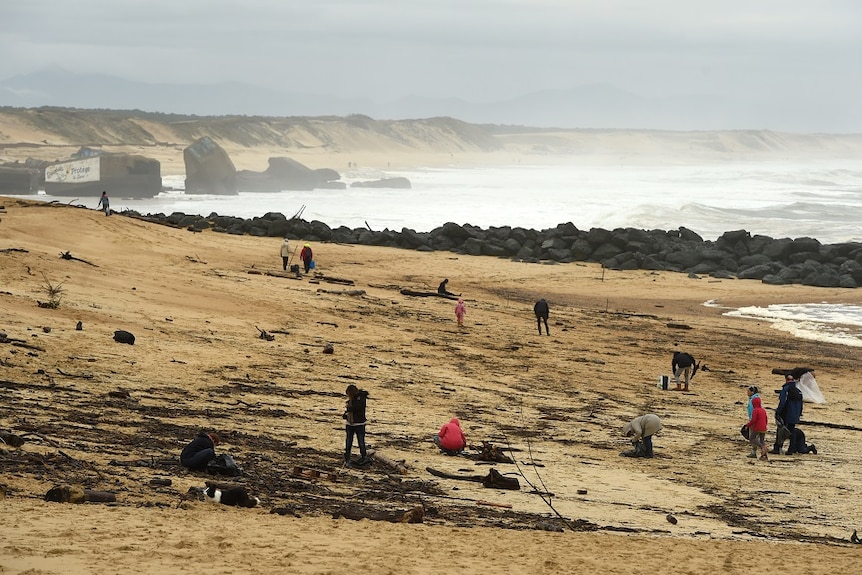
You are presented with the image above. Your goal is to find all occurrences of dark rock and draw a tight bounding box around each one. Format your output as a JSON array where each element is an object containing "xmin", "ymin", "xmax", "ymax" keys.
[{"xmin": 184, "ymin": 137, "xmax": 237, "ymax": 195}]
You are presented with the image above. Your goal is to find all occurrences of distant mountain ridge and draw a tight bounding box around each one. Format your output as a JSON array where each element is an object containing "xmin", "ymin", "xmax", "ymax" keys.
[{"xmin": 1, "ymin": 67, "xmax": 858, "ymax": 133}]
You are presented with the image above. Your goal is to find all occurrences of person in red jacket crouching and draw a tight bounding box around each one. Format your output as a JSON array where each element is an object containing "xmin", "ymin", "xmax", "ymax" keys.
[{"xmin": 435, "ymin": 418, "xmax": 467, "ymax": 455}]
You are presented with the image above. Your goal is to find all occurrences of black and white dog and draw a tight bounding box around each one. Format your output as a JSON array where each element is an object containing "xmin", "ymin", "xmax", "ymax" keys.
[{"xmin": 202, "ymin": 484, "xmax": 260, "ymax": 508}]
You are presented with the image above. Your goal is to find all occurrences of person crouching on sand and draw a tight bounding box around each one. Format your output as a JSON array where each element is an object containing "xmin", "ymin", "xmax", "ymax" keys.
[{"xmin": 435, "ymin": 418, "xmax": 467, "ymax": 455}]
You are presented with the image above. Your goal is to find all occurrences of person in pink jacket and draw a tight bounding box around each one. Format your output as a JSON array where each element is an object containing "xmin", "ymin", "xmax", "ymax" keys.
[
  {"xmin": 435, "ymin": 418, "xmax": 467, "ymax": 455},
  {"xmin": 454, "ymin": 298, "xmax": 466, "ymax": 327},
  {"xmin": 745, "ymin": 396, "xmax": 769, "ymax": 461}
]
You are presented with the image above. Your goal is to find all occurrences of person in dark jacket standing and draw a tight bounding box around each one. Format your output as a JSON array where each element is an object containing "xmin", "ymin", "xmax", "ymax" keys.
[
  {"xmin": 343, "ymin": 384, "xmax": 370, "ymax": 467},
  {"xmin": 180, "ymin": 431, "xmax": 220, "ymax": 470},
  {"xmin": 773, "ymin": 374, "xmax": 804, "ymax": 454},
  {"xmin": 96, "ymin": 191, "xmax": 110, "ymax": 216},
  {"xmin": 300, "ymin": 243, "xmax": 313, "ymax": 273},
  {"xmin": 533, "ymin": 298, "xmax": 550, "ymax": 335},
  {"xmin": 672, "ymin": 351, "xmax": 697, "ymax": 391}
]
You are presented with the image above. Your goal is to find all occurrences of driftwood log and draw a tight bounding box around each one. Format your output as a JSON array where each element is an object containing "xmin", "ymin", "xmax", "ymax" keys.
[
  {"xmin": 0, "ymin": 432, "xmax": 25, "ymax": 448},
  {"xmin": 317, "ymin": 288, "xmax": 366, "ymax": 296},
  {"xmin": 109, "ymin": 457, "xmax": 180, "ymax": 468},
  {"xmin": 333, "ymin": 504, "xmax": 424, "ymax": 523},
  {"xmin": 321, "ymin": 276, "xmax": 355, "ymax": 286},
  {"xmin": 59, "ymin": 251, "xmax": 98, "ymax": 267},
  {"xmin": 44, "ymin": 485, "xmax": 116, "ymax": 504},
  {"xmin": 771, "ymin": 367, "xmax": 814, "ymax": 379},
  {"xmin": 400, "ymin": 289, "xmax": 459, "ymax": 300},
  {"xmin": 426, "ymin": 466, "xmax": 520, "ymax": 490},
  {"xmin": 370, "ymin": 451, "xmax": 409, "ymax": 474}
]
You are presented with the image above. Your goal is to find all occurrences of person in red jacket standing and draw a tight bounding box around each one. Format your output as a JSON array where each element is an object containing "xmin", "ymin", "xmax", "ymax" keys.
[
  {"xmin": 745, "ymin": 396, "xmax": 769, "ymax": 461},
  {"xmin": 299, "ymin": 243, "xmax": 313, "ymax": 273},
  {"xmin": 435, "ymin": 418, "xmax": 467, "ymax": 455}
]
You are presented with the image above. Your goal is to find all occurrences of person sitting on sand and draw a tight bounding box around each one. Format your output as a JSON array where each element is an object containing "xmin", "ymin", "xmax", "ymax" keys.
[
  {"xmin": 438, "ymin": 278, "xmax": 458, "ymax": 296},
  {"xmin": 180, "ymin": 431, "xmax": 220, "ymax": 471},
  {"xmin": 622, "ymin": 414, "xmax": 662, "ymax": 458},
  {"xmin": 434, "ymin": 418, "xmax": 467, "ymax": 455}
]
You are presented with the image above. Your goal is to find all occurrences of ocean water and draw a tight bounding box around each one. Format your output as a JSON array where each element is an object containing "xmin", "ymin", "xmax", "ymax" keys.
[
  {"xmin": 33, "ymin": 159, "xmax": 862, "ymax": 244},
  {"xmin": 708, "ymin": 301, "xmax": 862, "ymax": 347},
  {"xmin": 24, "ymin": 159, "xmax": 862, "ymax": 347}
]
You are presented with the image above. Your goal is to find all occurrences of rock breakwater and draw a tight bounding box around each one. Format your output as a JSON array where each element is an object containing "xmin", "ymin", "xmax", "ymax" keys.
[{"xmin": 130, "ymin": 210, "xmax": 862, "ymax": 288}]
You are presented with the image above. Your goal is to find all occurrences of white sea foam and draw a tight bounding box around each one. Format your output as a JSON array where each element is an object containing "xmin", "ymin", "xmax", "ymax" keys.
[{"xmin": 723, "ymin": 303, "xmax": 862, "ymax": 347}]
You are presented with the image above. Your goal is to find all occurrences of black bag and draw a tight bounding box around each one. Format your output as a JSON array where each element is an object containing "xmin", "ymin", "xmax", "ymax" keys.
[
  {"xmin": 740, "ymin": 425, "xmax": 750, "ymax": 440},
  {"xmin": 206, "ymin": 453, "xmax": 242, "ymax": 477}
]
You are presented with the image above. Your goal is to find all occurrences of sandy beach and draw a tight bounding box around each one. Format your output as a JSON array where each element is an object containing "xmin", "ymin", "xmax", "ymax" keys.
[{"xmin": 2, "ymin": 188, "xmax": 862, "ymax": 573}]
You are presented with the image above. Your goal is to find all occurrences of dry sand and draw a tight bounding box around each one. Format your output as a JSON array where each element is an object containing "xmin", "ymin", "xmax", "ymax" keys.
[{"xmin": 2, "ymin": 195, "xmax": 862, "ymax": 574}]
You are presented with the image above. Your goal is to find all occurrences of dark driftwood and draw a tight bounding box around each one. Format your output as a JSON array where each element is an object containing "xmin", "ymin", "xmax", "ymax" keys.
[
  {"xmin": 426, "ymin": 466, "xmax": 484, "ymax": 482},
  {"xmin": 400, "ymin": 289, "xmax": 459, "ymax": 300},
  {"xmin": 59, "ymin": 251, "xmax": 98, "ymax": 267},
  {"xmin": 333, "ymin": 504, "xmax": 424, "ymax": 523},
  {"xmin": 321, "ymin": 276, "xmax": 355, "ymax": 286},
  {"xmin": 771, "ymin": 367, "xmax": 814, "ymax": 379},
  {"xmin": 426, "ymin": 467, "xmax": 520, "ymax": 490},
  {"xmin": 0, "ymin": 247, "xmax": 28, "ymax": 253}
]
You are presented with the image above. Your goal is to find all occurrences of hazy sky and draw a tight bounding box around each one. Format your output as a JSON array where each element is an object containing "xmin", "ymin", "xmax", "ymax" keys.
[{"xmin": 2, "ymin": 0, "xmax": 861, "ymax": 105}]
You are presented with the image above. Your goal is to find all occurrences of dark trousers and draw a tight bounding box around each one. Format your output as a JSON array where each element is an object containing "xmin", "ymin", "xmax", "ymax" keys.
[
  {"xmin": 536, "ymin": 315, "xmax": 549, "ymax": 335},
  {"xmin": 303, "ymin": 259, "xmax": 311, "ymax": 273},
  {"xmin": 641, "ymin": 435, "xmax": 654, "ymax": 456},
  {"xmin": 773, "ymin": 423, "xmax": 797, "ymax": 453},
  {"xmin": 282, "ymin": 256, "xmax": 289, "ymax": 271},
  {"xmin": 181, "ymin": 448, "xmax": 215, "ymax": 471},
  {"xmin": 345, "ymin": 424, "xmax": 367, "ymax": 462}
]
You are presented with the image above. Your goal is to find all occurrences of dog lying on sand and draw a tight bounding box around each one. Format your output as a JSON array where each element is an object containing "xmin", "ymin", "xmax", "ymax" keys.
[{"xmin": 202, "ymin": 484, "xmax": 260, "ymax": 508}]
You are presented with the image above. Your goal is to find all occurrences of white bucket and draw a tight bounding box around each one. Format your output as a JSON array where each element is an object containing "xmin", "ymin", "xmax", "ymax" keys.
[{"xmin": 657, "ymin": 375, "xmax": 670, "ymax": 390}]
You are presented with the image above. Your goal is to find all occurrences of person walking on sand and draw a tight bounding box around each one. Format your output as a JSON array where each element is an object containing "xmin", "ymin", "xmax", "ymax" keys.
[
  {"xmin": 743, "ymin": 385, "xmax": 761, "ymax": 456},
  {"xmin": 745, "ymin": 396, "xmax": 770, "ymax": 460},
  {"xmin": 672, "ymin": 350, "xmax": 697, "ymax": 391},
  {"xmin": 300, "ymin": 243, "xmax": 313, "ymax": 273},
  {"xmin": 280, "ymin": 237, "xmax": 291, "ymax": 271},
  {"xmin": 534, "ymin": 298, "xmax": 550, "ymax": 335},
  {"xmin": 435, "ymin": 418, "xmax": 467, "ymax": 455},
  {"xmin": 343, "ymin": 384, "xmax": 370, "ymax": 467},
  {"xmin": 455, "ymin": 298, "xmax": 466, "ymax": 327},
  {"xmin": 96, "ymin": 191, "xmax": 110, "ymax": 216}
]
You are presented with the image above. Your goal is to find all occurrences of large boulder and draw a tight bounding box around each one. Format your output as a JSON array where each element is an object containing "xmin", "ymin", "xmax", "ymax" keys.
[{"xmin": 183, "ymin": 137, "xmax": 237, "ymax": 195}]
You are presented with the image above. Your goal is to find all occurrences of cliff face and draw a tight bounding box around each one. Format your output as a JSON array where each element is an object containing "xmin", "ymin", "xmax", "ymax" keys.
[{"xmin": 2, "ymin": 107, "xmax": 862, "ymax": 172}]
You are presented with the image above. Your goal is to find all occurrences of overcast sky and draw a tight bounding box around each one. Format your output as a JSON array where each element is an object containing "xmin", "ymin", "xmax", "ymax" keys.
[{"xmin": 2, "ymin": 0, "xmax": 861, "ymax": 107}]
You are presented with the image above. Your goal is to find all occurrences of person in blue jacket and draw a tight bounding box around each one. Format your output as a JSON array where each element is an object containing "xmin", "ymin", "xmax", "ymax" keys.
[{"xmin": 772, "ymin": 374, "xmax": 804, "ymax": 454}]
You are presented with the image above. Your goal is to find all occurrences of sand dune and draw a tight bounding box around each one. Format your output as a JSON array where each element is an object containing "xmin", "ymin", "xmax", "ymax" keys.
[
  {"xmin": 2, "ymin": 196, "xmax": 862, "ymax": 573},
  {"xmin": 3, "ymin": 109, "xmax": 862, "ymax": 177}
]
